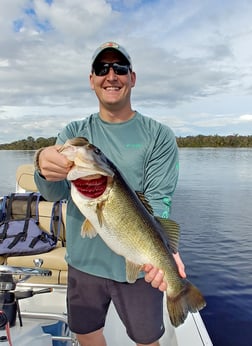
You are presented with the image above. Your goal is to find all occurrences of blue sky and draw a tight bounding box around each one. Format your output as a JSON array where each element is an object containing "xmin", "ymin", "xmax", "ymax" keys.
[{"xmin": 0, "ymin": 0, "xmax": 252, "ymax": 143}]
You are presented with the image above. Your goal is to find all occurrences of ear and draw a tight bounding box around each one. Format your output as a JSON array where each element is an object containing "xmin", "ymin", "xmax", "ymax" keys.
[
  {"xmin": 89, "ymin": 73, "xmax": 95, "ymax": 90},
  {"xmin": 130, "ymin": 71, "xmax": 136, "ymax": 88}
]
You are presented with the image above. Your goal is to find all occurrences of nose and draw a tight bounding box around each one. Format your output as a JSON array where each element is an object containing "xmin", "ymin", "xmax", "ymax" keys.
[{"xmin": 106, "ymin": 67, "xmax": 117, "ymax": 80}]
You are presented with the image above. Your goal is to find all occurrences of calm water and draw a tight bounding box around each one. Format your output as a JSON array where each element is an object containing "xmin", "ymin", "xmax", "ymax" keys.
[
  {"xmin": 0, "ymin": 150, "xmax": 35, "ymax": 196},
  {"xmin": 171, "ymin": 148, "xmax": 252, "ymax": 346},
  {"xmin": 0, "ymin": 148, "xmax": 252, "ymax": 345}
]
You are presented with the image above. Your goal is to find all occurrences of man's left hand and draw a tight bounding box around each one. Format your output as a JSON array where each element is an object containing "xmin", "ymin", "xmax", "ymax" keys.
[{"xmin": 143, "ymin": 252, "xmax": 186, "ymax": 292}]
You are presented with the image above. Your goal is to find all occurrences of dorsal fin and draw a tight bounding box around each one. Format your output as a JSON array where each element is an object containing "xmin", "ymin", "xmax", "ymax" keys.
[
  {"xmin": 135, "ymin": 192, "xmax": 180, "ymax": 253},
  {"xmin": 136, "ymin": 192, "xmax": 153, "ymax": 214},
  {"xmin": 155, "ymin": 217, "xmax": 180, "ymax": 253}
]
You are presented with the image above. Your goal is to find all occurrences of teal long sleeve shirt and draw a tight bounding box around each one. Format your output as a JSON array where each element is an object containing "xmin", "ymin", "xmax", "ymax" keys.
[{"xmin": 34, "ymin": 111, "xmax": 179, "ymax": 282}]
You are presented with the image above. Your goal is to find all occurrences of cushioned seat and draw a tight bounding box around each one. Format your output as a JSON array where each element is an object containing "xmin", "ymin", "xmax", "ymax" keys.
[
  {"xmin": 16, "ymin": 164, "xmax": 38, "ymax": 193},
  {"xmin": 4, "ymin": 164, "xmax": 68, "ymax": 285},
  {"xmin": 7, "ymin": 247, "xmax": 67, "ymax": 284}
]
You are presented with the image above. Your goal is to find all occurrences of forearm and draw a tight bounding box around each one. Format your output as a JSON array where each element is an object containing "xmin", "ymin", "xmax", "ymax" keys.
[
  {"xmin": 144, "ymin": 127, "xmax": 179, "ymax": 218},
  {"xmin": 34, "ymin": 170, "xmax": 70, "ymax": 201}
]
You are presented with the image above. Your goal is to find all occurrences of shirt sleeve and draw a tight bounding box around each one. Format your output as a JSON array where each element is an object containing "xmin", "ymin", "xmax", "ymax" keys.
[
  {"xmin": 143, "ymin": 125, "xmax": 179, "ymax": 218},
  {"xmin": 34, "ymin": 170, "xmax": 70, "ymax": 201}
]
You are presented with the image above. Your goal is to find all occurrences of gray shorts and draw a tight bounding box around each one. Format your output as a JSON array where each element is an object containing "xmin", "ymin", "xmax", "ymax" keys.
[{"xmin": 67, "ymin": 265, "xmax": 165, "ymax": 344}]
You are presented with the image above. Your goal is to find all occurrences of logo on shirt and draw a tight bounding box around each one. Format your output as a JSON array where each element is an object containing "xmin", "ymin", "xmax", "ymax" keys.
[
  {"xmin": 125, "ymin": 143, "xmax": 142, "ymax": 149},
  {"xmin": 161, "ymin": 196, "xmax": 171, "ymax": 218}
]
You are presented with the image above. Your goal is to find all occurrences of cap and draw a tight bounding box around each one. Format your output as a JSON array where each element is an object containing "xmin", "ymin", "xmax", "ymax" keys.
[{"xmin": 91, "ymin": 41, "xmax": 132, "ymax": 68}]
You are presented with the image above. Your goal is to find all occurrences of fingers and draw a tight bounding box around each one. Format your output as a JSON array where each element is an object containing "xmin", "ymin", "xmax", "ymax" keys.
[
  {"xmin": 143, "ymin": 252, "xmax": 187, "ymax": 293},
  {"xmin": 39, "ymin": 146, "xmax": 73, "ymax": 181},
  {"xmin": 173, "ymin": 252, "xmax": 186, "ymax": 278},
  {"xmin": 144, "ymin": 264, "xmax": 167, "ymax": 292}
]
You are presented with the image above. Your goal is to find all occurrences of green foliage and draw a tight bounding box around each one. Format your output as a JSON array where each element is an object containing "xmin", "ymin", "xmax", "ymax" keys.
[
  {"xmin": 0, "ymin": 136, "xmax": 57, "ymax": 150},
  {"xmin": 0, "ymin": 134, "xmax": 251, "ymax": 150},
  {"xmin": 176, "ymin": 134, "xmax": 252, "ymax": 147}
]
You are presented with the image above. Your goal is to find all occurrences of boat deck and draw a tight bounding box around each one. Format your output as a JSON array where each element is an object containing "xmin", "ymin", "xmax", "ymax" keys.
[{"xmin": 15, "ymin": 283, "xmax": 212, "ymax": 346}]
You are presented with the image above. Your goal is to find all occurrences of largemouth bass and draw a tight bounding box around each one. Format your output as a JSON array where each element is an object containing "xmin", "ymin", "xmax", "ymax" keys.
[{"xmin": 59, "ymin": 137, "xmax": 206, "ymax": 327}]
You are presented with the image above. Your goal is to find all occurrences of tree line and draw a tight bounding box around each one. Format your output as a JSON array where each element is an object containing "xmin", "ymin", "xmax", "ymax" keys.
[
  {"xmin": 176, "ymin": 134, "xmax": 252, "ymax": 147},
  {"xmin": 0, "ymin": 134, "xmax": 251, "ymax": 150},
  {"xmin": 0, "ymin": 136, "xmax": 57, "ymax": 150}
]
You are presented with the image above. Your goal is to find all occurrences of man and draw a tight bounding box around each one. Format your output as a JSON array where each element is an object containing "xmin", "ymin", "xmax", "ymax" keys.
[{"xmin": 34, "ymin": 41, "xmax": 186, "ymax": 346}]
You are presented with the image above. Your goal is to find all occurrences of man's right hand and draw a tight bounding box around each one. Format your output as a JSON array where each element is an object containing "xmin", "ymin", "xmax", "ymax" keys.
[{"xmin": 38, "ymin": 145, "xmax": 73, "ymax": 181}]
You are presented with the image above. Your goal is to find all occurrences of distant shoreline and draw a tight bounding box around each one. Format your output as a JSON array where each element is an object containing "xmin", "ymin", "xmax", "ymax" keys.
[{"xmin": 0, "ymin": 134, "xmax": 252, "ymax": 149}]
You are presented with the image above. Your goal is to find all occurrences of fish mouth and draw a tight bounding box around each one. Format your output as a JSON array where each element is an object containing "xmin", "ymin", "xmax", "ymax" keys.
[{"xmin": 72, "ymin": 175, "xmax": 108, "ymax": 198}]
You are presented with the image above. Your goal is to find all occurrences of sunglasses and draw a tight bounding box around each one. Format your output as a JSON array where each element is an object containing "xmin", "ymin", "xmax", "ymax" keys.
[{"xmin": 93, "ymin": 62, "xmax": 131, "ymax": 76}]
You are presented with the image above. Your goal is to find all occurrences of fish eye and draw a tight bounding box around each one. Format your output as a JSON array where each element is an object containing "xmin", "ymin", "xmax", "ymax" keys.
[
  {"xmin": 94, "ymin": 148, "xmax": 101, "ymax": 155},
  {"xmin": 87, "ymin": 143, "xmax": 102, "ymax": 155}
]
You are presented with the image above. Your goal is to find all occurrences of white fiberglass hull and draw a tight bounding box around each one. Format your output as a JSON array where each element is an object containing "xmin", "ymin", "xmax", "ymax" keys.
[{"xmin": 0, "ymin": 283, "xmax": 212, "ymax": 346}]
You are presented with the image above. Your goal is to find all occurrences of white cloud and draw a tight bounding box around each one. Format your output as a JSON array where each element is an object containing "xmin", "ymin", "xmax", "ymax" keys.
[
  {"xmin": 239, "ymin": 114, "xmax": 252, "ymax": 122},
  {"xmin": 0, "ymin": 0, "xmax": 252, "ymax": 143}
]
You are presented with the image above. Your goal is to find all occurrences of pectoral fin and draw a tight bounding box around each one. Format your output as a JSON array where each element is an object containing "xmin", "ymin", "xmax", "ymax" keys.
[
  {"xmin": 96, "ymin": 202, "xmax": 105, "ymax": 227},
  {"xmin": 125, "ymin": 260, "xmax": 143, "ymax": 283},
  {"xmin": 81, "ymin": 219, "xmax": 98, "ymax": 238}
]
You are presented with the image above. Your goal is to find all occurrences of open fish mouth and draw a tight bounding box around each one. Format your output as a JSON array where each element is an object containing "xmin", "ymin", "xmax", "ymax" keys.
[{"xmin": 72, "ymin": 175, "xmax": 108, "ymax": 198}]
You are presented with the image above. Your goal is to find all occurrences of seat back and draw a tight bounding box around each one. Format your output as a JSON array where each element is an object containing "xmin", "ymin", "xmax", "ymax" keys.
[{"xmin": 16, "ymin": 164, "xmax": 38, "ymax": 192}]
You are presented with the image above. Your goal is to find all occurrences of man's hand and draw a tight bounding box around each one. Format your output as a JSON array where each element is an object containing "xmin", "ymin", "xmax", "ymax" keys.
[
  {"xmin": 38, "ymin": 145, "xmax": 73, "ymax": 181},
  {"xmin": 143, "ymin": 252, "xmax": 186, "ymax": 292}
]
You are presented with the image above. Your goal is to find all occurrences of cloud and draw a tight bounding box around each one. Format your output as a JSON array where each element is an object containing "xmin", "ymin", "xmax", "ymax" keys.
[
  {"xmin": 0, "ymin": 0, "xmax": 252, "ymax": 143},
  {"xmin": 239, "ymin": 114, "xmax": 252, "ymax": 122}
]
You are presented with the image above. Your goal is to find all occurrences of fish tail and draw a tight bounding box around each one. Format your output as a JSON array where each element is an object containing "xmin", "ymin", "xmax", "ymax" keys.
[{"xmin": 166, "ymin": 281, "xmax": 206, "ymax": 327}]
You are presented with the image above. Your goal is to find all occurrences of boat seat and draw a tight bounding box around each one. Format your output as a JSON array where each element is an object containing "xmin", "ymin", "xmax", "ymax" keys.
[
  {"xmin": 16, "ymin": 164, "xmax": 38, "ymax": 192},
  {"xmin": 7, "ymin": 247, "xmax": 67, "ymax": 285},
  {"xmin": 4, "ymin": 164, "xmax": 68, "ymax": 285}
]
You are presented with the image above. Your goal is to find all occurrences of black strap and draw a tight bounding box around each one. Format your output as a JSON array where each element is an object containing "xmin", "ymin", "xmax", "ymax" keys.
[
  {"xmin": 29, "ymin": 231, "xmax": 50, "ymax": 248},
  {"xmin": 50, "ymin": 200, "xmax": 63, "ymax": 239},
  {"xmin": 4, "ymin": 194, "xmax": 15, "ymax": 221},
  {"xmin": 0, "ymin": 194, "xmax": 16, "ymax": 243},
  {"xmin": 7, "ymin": 193, "xmax": 34, "ymax": 249}
]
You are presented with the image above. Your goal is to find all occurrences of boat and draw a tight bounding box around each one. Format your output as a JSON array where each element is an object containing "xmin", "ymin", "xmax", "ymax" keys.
[{"xmin": 0, "ymin": 164, "xmax": 213, "ymax": 345}]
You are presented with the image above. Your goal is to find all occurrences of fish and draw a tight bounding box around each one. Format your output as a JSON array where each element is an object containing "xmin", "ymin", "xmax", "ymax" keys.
[{"xmin": 59, "ymin": 137, "xmax": 206, "ymax": 327}]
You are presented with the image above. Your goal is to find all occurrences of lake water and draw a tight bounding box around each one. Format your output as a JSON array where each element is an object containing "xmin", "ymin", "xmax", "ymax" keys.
[{"xmin": 0, "ymin": 148, "xmax": 252, "ymax": 345}]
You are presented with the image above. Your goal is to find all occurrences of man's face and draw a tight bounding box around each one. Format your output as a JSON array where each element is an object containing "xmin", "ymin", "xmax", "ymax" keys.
[{"xmin": 90, "ymin": 50, "xmax": 136, "ymax": 111}]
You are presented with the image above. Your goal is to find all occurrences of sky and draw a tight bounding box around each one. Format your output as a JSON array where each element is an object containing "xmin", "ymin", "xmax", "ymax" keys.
[{"xmin": 0, "ymin": 0, "xmax": 252, "ymax": 143}]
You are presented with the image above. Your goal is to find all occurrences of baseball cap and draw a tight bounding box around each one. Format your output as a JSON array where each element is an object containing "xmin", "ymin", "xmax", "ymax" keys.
[{"xmin": 91, "ymin": 42, "xmax": 132, "ymax": 69}]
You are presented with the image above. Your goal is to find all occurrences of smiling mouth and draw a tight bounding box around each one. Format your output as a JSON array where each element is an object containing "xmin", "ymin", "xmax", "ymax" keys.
[
  {"xmin": 104, "ymin": 86, "xmax": 121, "ymax": 91},
  {"xmin": 72, "ymin": 175, "xmax": 108, "ymax": 198}
]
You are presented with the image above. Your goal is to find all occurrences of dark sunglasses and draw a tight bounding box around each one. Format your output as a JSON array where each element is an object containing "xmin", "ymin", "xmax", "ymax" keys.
[{"xmin": 93, "ymin": 62, "xmax": 131, "ymax": 76}]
